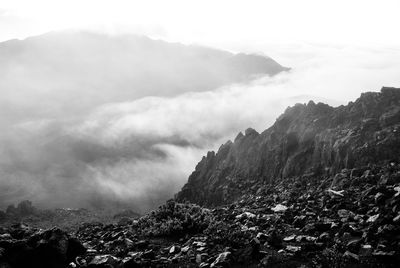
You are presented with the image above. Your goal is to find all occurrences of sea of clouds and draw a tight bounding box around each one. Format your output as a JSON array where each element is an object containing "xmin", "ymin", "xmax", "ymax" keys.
[{"xmin": 0, "ymin": 40, "xmax": 399, "ymax": 213}]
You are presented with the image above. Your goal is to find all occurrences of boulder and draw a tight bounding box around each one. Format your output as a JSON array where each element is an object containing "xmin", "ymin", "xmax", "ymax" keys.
[{"xmin": 211, "ymin": 252, "xmax": 231, "ymax": 268}]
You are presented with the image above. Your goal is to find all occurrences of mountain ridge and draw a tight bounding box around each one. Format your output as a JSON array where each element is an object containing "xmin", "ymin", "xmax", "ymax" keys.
[
  {"xmin": 1, "ymin": 88, "xmax": 400, "ymax": 267},
  {"xmin": 176, "ymin": 87, "xmax": 400, "ymax": 206},
  {"xmin": 0, "ymin": 31, "xmax": 289, "ymax": 125}
]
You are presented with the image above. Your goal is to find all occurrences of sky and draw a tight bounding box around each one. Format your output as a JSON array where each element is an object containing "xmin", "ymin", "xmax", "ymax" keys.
[
  {"xmin": 1, "ymin": 0, "xmax": 400, "ymax": 49},
  {"xmin": 0, "ymin": 0, "xmax": 400, "ymax": 212}
]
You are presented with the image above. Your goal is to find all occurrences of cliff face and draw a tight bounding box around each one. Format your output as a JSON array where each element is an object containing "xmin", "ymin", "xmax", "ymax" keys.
[{"xmin": 176, "ymin": 87, "xmax": 400, "ymax": 206}]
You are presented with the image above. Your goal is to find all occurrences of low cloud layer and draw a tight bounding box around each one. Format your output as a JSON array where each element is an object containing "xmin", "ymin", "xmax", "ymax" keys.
[{"xmin": 0, "ymin": 40, "xmax": 399, "ymax": 213}]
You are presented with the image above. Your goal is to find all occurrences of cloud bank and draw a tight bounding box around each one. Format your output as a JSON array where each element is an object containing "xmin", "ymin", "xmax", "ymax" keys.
[{"xmin": 0, "ymin": 40, "xmax": 399, "ymax": 213}]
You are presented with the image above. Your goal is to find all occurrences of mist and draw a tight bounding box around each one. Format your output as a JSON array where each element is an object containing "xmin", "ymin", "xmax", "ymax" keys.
[
  {"xmin": 0, "ymin": 31, "xmax": 286, "ymax": 126},
  {"xmin": 0, "ymin": 33, "xmax": 400, "ymax": 213}
]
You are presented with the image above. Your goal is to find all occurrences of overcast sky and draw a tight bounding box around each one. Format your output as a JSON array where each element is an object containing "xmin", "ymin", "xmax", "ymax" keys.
[{"xmin": 1, "ymin": 0, "xmax": 400, "ymax": 49}]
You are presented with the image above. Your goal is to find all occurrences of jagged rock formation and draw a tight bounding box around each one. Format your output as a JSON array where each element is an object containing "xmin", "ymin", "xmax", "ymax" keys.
[
  {"xmin": 1, "ymin": 88, "xmax": 400, "ymax": 268},
  {"xmin": 177, "ymin": 87, "xmax": 400, "ymax": 206}
]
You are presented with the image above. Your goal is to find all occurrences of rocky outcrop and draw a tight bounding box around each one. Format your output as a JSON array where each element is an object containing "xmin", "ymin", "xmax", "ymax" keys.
[
  {"xmin": 176, "ymin": 87, "xmax": 400, "ymax": 206},
  {"xmin": 0, "ymin": 224, "xmax": 86, "ymax": 268},
  {"xmin": 1, "ymin": 87, "xmax": 400, "ymax": 267},
  {"xmin": 48, "ymin": 163, "xmax": 400, "ymax": 267}
]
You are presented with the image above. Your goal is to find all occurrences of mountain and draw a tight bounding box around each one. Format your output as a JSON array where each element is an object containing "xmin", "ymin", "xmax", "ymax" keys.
[
  {"xmin": 0, "ymin": 31, "xmax": 290, "ymax": 212},
  {"xmin": 0, "ymin": 31, "xmax": 289, "ymax": 125},
  {"xmin": 1, "ymin": 88, "xmax": 400, "ymax": 267},
  {"xmin": 176, "ymin": 87, "xmax": 400, "ymax": 206}
]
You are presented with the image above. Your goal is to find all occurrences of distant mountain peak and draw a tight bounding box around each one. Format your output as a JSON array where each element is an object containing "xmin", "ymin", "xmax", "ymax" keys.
[{"xmin": 0, "ymin": 31, "xmax": 289, "ymax": 124}]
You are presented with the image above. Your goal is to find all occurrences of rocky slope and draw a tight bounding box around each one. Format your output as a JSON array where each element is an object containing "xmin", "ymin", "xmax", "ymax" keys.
[
  {"xmin": 176, "ymin": 87, "xmax": 400, "ymax": 206},
  {"xmin": 1, "ymin": 87, "xmax": 399, "ymax": 268},
  {"xmin": 1, "ymin": 163, "xmax": 399, "ymax": 267}
]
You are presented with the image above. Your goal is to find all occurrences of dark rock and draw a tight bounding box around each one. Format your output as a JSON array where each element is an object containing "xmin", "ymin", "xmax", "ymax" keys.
[
  {"xmin": 343, "ymin": 251, "xmax": 359, "ymax": 261},
  {"xmin": 134, "ymin": 240, "xmax": 148, "ymax": 250},
  {"xmin": 176, "ymin": 88, "xmax": 400, "ymax": 207},
  {"xmin": 314, "ymin": 222, "xmax": 332, "ymax": 232},
  {"xmin": 88, "ymin": 254, "xmax": 120, "ymax": 267},
  {"xmin": 266, "ymin": 230, "xmax": 283, "ymax": 248},
  {"xmin": 169, "ymin": 245, "xmax": 180, "ymax": 254},
  {"xmin": 375, "ymin": 192, "xmax": 386, "ymax": 204},
  {"xmin": 142, "ymin": 249, "xmax": 155, "ymax": 260},
  {"xmin": 359, "ymin": 244, "xmax": 373, "ymax": 256},
  {"xmin": 210, "ymin": 252, "xmax": 231, "ymax": 268},
  {"xmin": 0, "ymin": 227, "xmax": 85, "ymax": 268},
  {"xmin": 122, "ymin": 258, "xmax": 142, "ymax": 268},
  {"xmin": 393, "ymin": 213, "xmax": 400, "ymax": 223}
]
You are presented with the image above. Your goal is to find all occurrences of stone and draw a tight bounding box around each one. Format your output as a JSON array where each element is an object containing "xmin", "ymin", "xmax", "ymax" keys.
[
  {"xmin": 359, "ymin": 244, "xmax": 373, "ymax": 256},
  {"xmin": 193, "ymin": 241, "xmax": 207, "ymax": 247},
  {"xmin": 375, "ymin": 192, "xmax": 386, "ymax": 204},
  {"xmin": 343, "ymin": 251, "xmax": 359, "ymax": 261},
  {"xmin": 135, "ymin": 240, "xmax": 148, "ymax": 250},
  {"xmin": 0, "ymin": 234, "xmax": 12, "ymax": 240},
  {"xmin": 89, "ymin": 255, "xmax": 120, "ymax": 267},
  {"xmin": 296, "ymin": 235, "xmax": 316, "ymax": 242},
  {"xmin": 267, "ymin": 230, "xmax": 282, "ymax": 248},
  {"xmin": 181, "ymin": 246, "xmax": 190, "ymax": 253},
  {"xmin": 373, "ymin": 250, "xmax": 395, "ymax": 257},
  {"xmin": 314, "ymin": 222, "xmax": 332, "ymax": 232},
  {"xmin": 271, "ymin": 204, "xmax": 288, "ymax": 212},
  {"xmin": 327, "ymin": 189, "xmax": 344, "ymax": 197},
  {"xmin": 367, "ymin": 214, "xmax": 380, "ymax": 223},
  {"xmin": 169, "ymin": 245, "xmax": 181, "ymax": 254},
  {"xmin": 293, "ymin": 215, "xmax": 306, "ymax": 228},
  {"xmin": 394, "ymin": 186, "xmax": 400, "ymax": 197},
  {"xmin": 392, "ymin": 213, "xmax": 400, "ymax": 223},
  {"xmin": 286, "ymin": 245, "xmax": 301, "ymax": 253},
  {"xmin": 338, "ymin": 209, "xmax": 355, "ymax": 219},
  {"xmin": 210, "ymin": 252, "xmax": 231, "ymax": 268},
  {"xmin": 318, "ymin": 232, "xmax": 330, "ymax": 242},
  {"xmin": 283, "ymin": 235, "xmax": 296, "ymax": 242},
  {"xmin": 196, "ymin": 254, "xmax": 203, "ymax": 264},
  {"xmin": 199, "ymin": 262, "xmax": 210, "ymax": 268},
  {"xmin": 122, "ymin": 258, "xmax": 142, "ymax": 268},
  {"xmin": 235, "ymin": 212, "xmax": 256, "ymax": 219}
]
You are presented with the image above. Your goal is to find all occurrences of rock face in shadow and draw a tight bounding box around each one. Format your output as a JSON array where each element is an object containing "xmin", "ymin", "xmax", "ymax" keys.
[
  {"xmin": 176, "ymin": 87, "xmax": 400, "ymax": 206},
  {"xmin": 0, "ymin": 224, "xmax": 86, "ymax": 268}
]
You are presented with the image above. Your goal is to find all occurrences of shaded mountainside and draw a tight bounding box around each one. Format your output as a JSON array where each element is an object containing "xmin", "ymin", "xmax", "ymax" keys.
[
  {"xmin": 177, "ymin": 87, "xmax": 400, "ymax": 206},
  {"xmin": 0, "ymin": 31, "xmax": 288, "ymax": 124}
]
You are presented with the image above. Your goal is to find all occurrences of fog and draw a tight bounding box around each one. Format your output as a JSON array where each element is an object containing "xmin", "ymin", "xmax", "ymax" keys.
[{"xmin": 0, "ymin": 33, "xmax": 399, "ymax": 213}]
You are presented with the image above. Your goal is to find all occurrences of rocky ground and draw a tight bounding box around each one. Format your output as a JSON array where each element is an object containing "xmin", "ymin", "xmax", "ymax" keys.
[
  {"xmin": 0, "ymin": 202, "xmax": 141, "ymax": 232},
  {"xmin": 1, "ymin": 88, "xmax": 399, "ymax": 267},
  {"xmin": 1, "ymin": 162, "xmax": 399, "ymax": 267}
]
